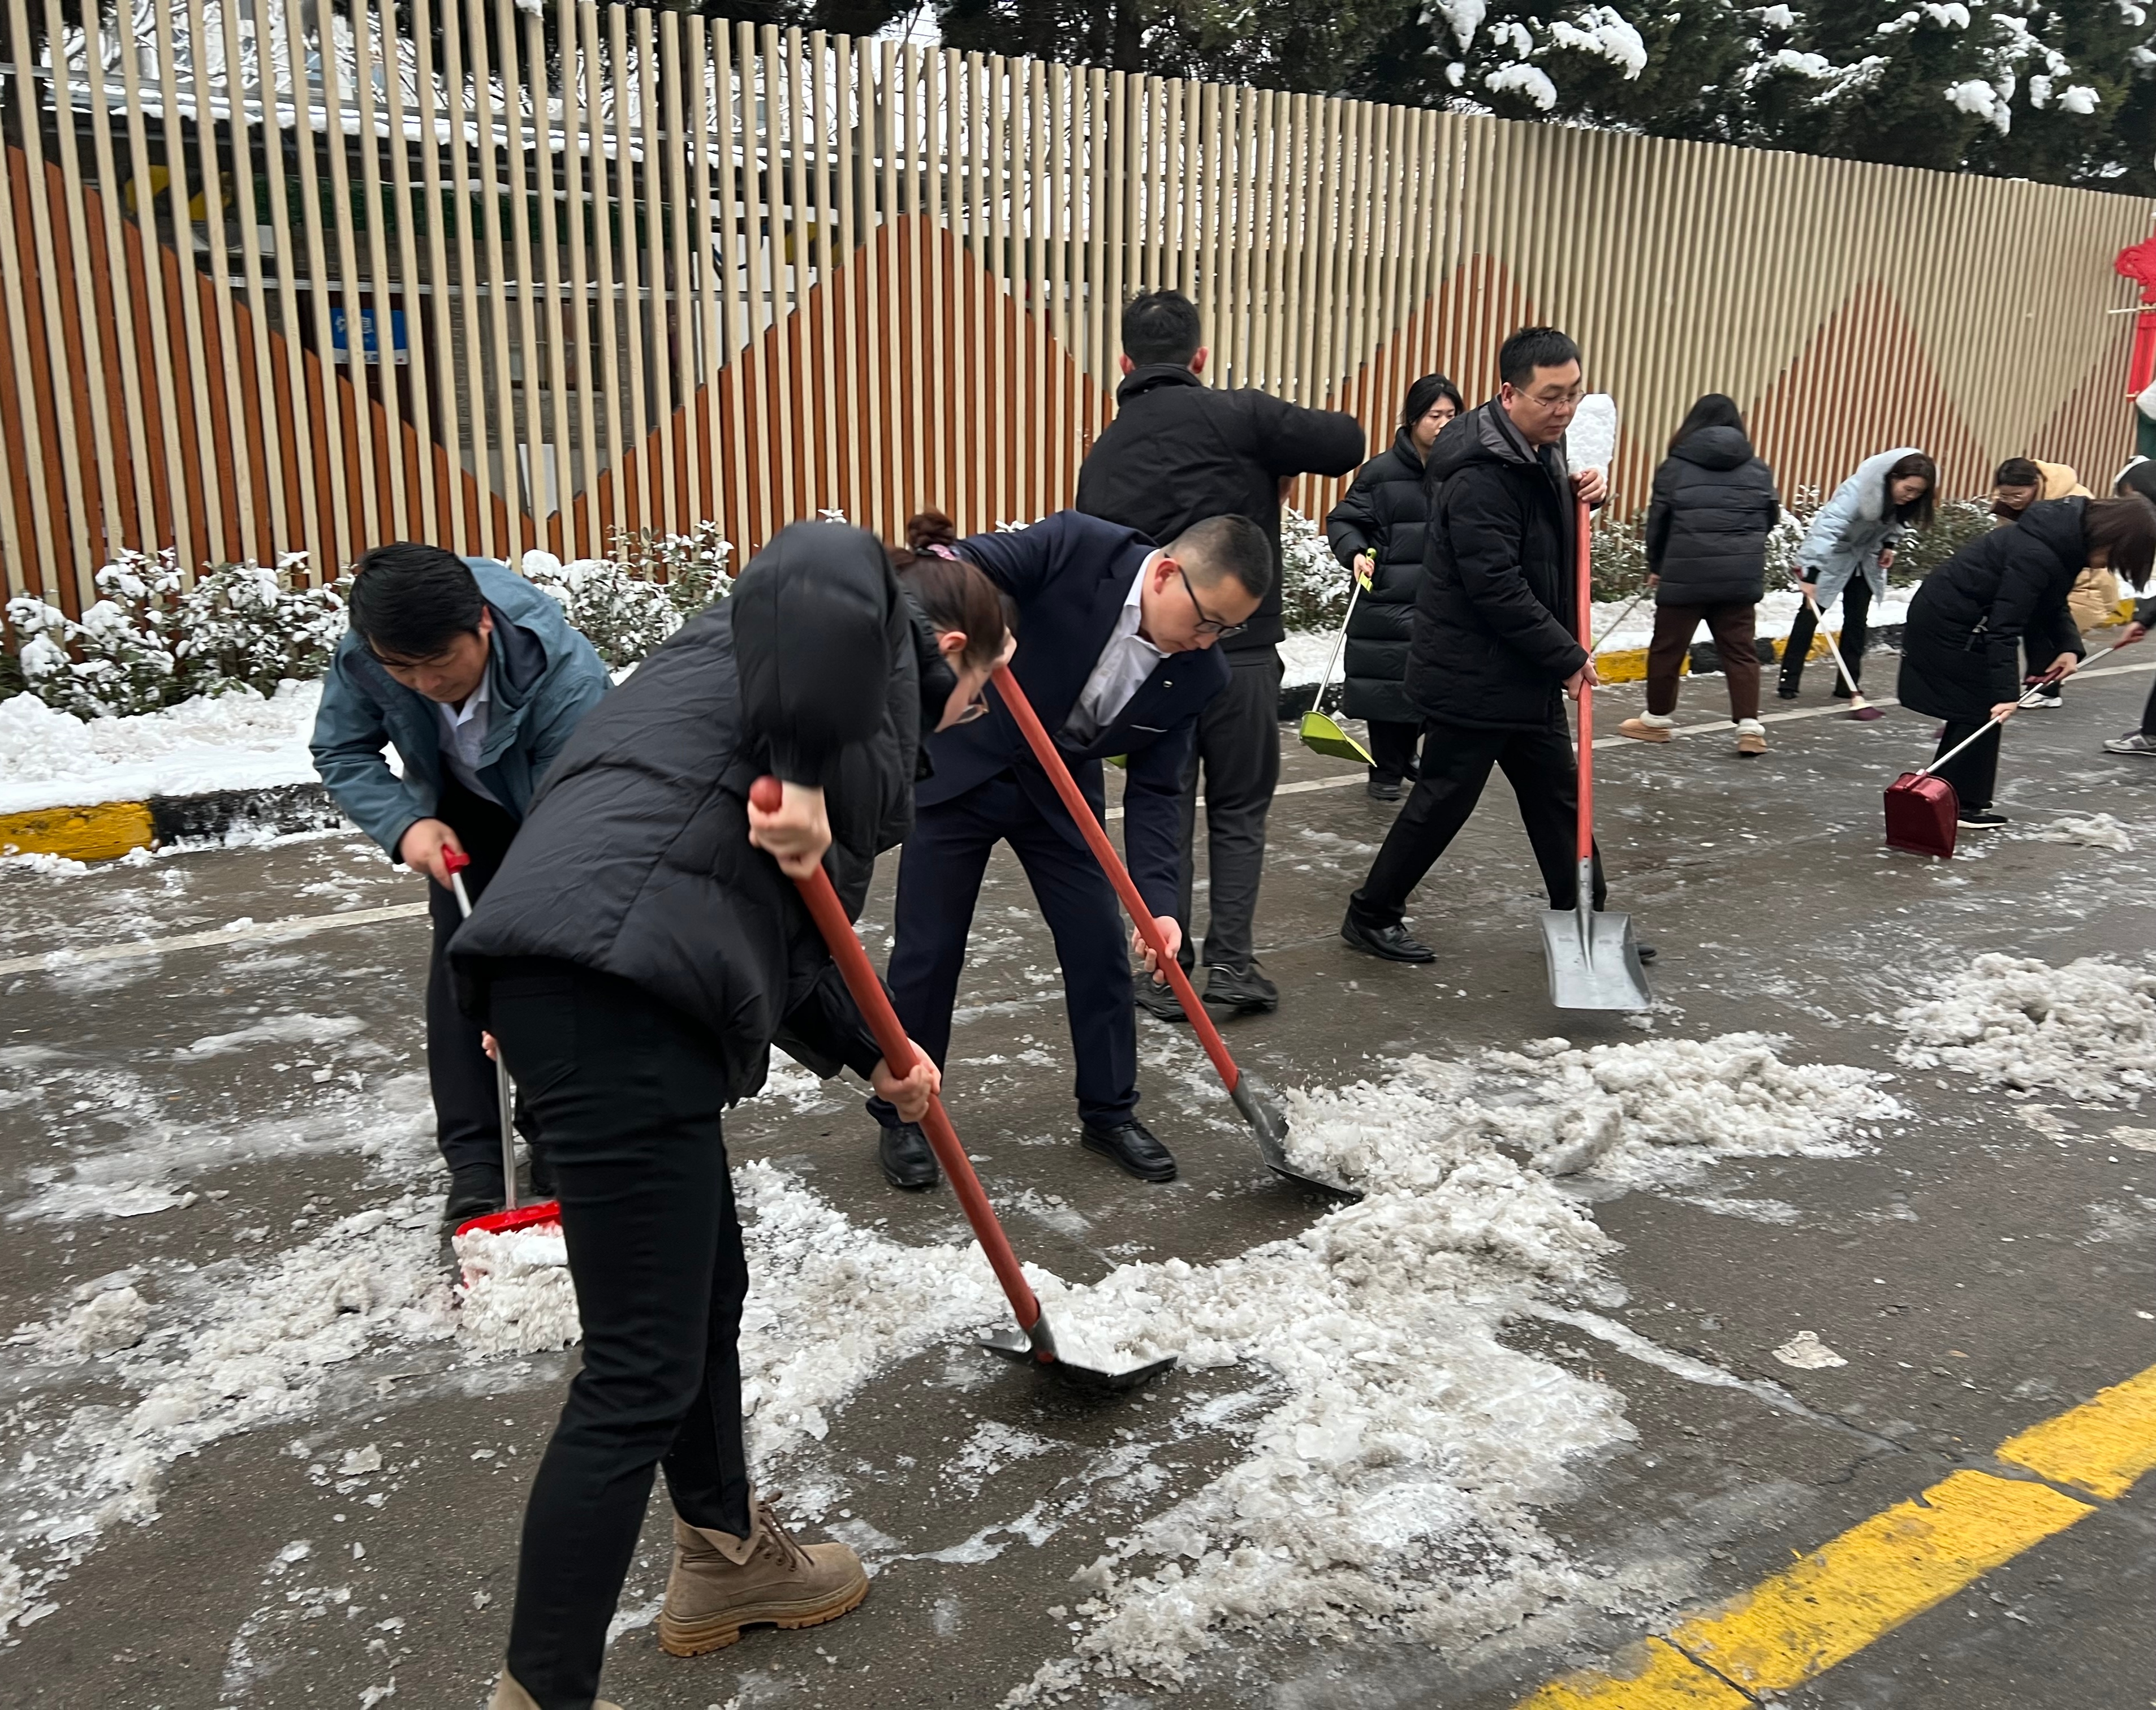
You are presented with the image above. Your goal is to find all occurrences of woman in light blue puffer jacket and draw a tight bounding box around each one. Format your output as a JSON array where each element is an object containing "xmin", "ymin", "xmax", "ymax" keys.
[{"xmin": 1778, "ymin": 446, "xmax": 1937, "ymax": 699}]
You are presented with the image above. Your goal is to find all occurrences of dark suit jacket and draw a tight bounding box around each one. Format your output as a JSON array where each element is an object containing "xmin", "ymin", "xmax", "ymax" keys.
[{"xmin": 921, "ymin": 510, "xmax": 1230, "ymax": 917}]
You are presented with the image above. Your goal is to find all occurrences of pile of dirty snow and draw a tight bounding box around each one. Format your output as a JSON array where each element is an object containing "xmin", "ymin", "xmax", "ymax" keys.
[
  {"xmin": 0, "ymin": 680, "xmax": 324, "ymax": 816},
  {"xmin": 1896, "ymin": 954, "xmax": 2156, "ymax": 1103},
  {"xmin": 2031, "ymin": 813, "xmax": 2135, "ymax": 853},
  {"xmin": 453, "ymin": 1219, "xmax": 580, "ymax": 1357}
]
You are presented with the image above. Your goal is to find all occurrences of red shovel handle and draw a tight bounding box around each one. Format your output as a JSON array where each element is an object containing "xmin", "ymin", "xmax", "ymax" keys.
[
  {"xmin": 989, "ymin": 664, "xmax": 1246, "ymax": 1098},
  {"xmin": 748, "ymin": 777, "xmax": 1045, "ymax": 1344}
]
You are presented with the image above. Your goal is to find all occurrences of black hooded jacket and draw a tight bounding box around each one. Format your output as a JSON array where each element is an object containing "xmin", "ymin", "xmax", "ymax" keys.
[
  {"xmin": 450, "ymin": 522, "xmax": 924, "ymax": 1102},
  {"xmin": 1325, "ymin": 426, "xmax": 1428, "ymax": 725},
  {"xmin": 1897, "ymin": 498, "xmax": 2089, "ymax": 723},
  {"xmin": 1406, "ymin": 399, "xmax": 1588, "ymax": 731},
  {"xmin": 1642, "ymin": 426, "xmax": 1780, "ymax": 607},
  {"xmin": 1073, "ymin": 363, "xmax": 1365, "ymax": 652}
]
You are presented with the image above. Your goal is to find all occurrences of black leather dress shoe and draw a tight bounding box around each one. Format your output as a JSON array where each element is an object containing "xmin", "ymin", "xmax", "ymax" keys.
[
  {"xmin": 1080, "ymin": 1119, "xmax": 1178, "ymax": 1182},
  {"xmin": 443, "ymin": 1164, "xmax": 505, "ymax": 1225},
  {"xmin": 1205, "ymin": 962, "xmax": 1279, "ymax": 1013},
  {"xmin": 878, "ymin": 1122, "xmax": 941, "ymax": 1190},
  {"xmin": 1133, "ymin": 971, "xmax": 1189, "ymax": 1024},
  {"xmin": 1339, "ymin": 912, "xmax": 1436, "ymax": 964}
]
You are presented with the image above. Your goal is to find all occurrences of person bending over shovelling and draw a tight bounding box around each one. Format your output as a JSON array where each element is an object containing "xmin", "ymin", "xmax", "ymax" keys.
[
  {"xmin": 1340, "ymin": 325, "xmax": 1646, "ymax": 968},
  {"xmin": 308, "ymin": 543, "xmax": 610, "ymax": 1225},
  {"xmin": 1898, "ymin": 494, "xmax": 2156, "ymax": 831},
  {"xmin": 1991, "ymin": 457, "xmax": 2114, "ymax": 711},
  {"xmin": 2098, "ymin": 459, "xmax": 2156, "ymax": 759},
  {"xmin": 446, "ymin": 521, "xmax": 1011, "ymax": 1710},
  {"xmin": 1327, "ymin": 373, "xmax": 1465, "ymax": 800},
  {"xmin": 1076, "ymin": 288, "xmax": 1365, "ymax": 1020},
  {"xmin": 867, "ymin": 508, "xmax": 1266, "ymax": 1193},
  {"xmin": 1778, "ymin": 447, "xmax": 1935, "ymax": 702},
  {"xmin": 1616, "ymin": 393, "xmax": 1780, "ymax": 757}
]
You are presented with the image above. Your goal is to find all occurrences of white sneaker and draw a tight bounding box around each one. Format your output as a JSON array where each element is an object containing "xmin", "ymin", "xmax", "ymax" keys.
[{"xmin": 2104, "ymin": 733, "xmax": 2156, "ymax": 756}]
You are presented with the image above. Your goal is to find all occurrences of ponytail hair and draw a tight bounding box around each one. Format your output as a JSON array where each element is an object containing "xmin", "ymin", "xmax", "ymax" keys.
[{"xmin": 888, "ymin": 510, "xmax": 1013, "ymax": 671}]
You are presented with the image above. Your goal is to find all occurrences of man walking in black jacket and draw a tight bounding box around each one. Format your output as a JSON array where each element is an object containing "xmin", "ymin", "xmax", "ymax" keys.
[
  {"xmin": 1342, "ymin": 326, "xmax": 1611, "ymax": 964},
  {"xmin": 1075, "ymin": 290, "xmax": 1364, "ymax": 1017}
]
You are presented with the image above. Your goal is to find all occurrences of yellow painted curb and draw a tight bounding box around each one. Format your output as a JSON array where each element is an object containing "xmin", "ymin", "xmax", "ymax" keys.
[
  {"xmin": 1515, "ymin": 1638, "xmax": 1747, "ymax": 1708},
  {"xmin": 1667, "ymin": 1469, "xmax": 2093, "ymax": 1693},
  {"xmin": 0, "ymin": 800, "xmax": 154, "ymax": 861},
  {"xmin": 1998, "ymin": 1364, "xmax": 2156, "ymax": 1500},
  {"xmin": 1590, "ymin": 629, "xmax": 1845, "ymax": 685}
]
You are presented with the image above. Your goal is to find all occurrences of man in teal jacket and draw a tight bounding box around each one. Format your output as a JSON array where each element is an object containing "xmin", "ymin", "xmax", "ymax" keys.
[{"xmin": 311, "ymin": 543, "xmax": 610, "ymax": 1220}]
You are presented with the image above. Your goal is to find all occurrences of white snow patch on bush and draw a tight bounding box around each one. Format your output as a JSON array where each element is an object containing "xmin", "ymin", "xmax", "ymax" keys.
[
  {"xmin": 1896, "ymin": 955, "xmax": 2156, "ymax": 1102},
  {"xmin": 1485, "ymin": 61, "xmax": 1560, "ymax": 107}
]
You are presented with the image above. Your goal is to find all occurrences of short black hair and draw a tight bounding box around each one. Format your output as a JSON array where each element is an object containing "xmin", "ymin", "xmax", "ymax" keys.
[
  {"xmin": 348, "ymin": 542, "xmax": 486, "ymax": 661},
  {"xmin": 1499, "ymin": 326, "xmax": 1581, "ymax": 388},
  {"xmin": 1167, "ymin": 513, "xmax": 1273, "ymax": 603},
  {"xmin": 1994, "ymin": 457, "xmax": 2042, "ymax": 489},
  {"xmin": 1122, "ymin": 290, "xmax": 1203, "ymax": 368}
]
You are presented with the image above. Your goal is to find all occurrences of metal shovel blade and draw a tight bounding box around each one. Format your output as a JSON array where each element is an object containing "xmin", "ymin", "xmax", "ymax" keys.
[
  {"xmin": 1231, "ymin": 1073, "xmax": 1364, "ymax": 1201},
  {"xmin": 1297, "ymin": 711, "xmax": 1375, "ymax": 767},
  {"xmin": 978, "ymin": 1312, "xmax": 1178, "ymax": 1393},
  {"xmin": 1543, "ymin": 902, "xmax": 1653, "ymax": 1012}
]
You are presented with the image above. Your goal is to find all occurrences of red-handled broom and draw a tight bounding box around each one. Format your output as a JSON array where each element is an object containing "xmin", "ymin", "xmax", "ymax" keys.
[{"xmin": 749, "ymin": 776, "xmax": 1174, "ymax": 1391}]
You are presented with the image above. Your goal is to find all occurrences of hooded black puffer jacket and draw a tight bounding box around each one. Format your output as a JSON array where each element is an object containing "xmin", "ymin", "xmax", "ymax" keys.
[
  {"xmin": 450, "ymin": 522, "xmax": 922, "ymax": 1102},
  {"xmin": 1325, "ymin": 428, "xmax": 1426, "ymax": 724},
  {"xmin": 1642, "ymin": 426, "xmax": 1780, "ymax": 606},
  {"xmin": 1898, "ymin": 498, "xmax": 2089, "ymax": 723},
  {"xmin": 1405, "ymin": 399, "xmax": 1587, "ymax": 732}
]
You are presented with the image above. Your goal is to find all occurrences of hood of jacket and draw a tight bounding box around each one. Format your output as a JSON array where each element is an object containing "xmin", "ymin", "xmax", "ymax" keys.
[
  {"xmin": 1671, "ymin": 425, "xmax": 1753, "ymax": 472},
  {"xmin": 2034, "ymin": 460, "xmax": 2091, "ymax": 501},
  {"xmin": 1845, "ymin": 446, "xmax": 1924, "ymax": 524},
  {"xmin": 1114, "ymin": 362, "xmax": 1206, "ymax": 405},
  {"xmin": 1387, "ymin": 424, "xmax": 1428, "ymax": 474},
  {"xmin": 2017, "ymin": 495, "xmax": 2090, "ymax": 572}
]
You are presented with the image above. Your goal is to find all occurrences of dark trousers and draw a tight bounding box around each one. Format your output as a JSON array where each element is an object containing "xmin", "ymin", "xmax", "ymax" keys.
[
  {"xmin": 880, "ymin": 770, "xmax": 1137, "ymax": 1129},
  {"xmin": 1175, "ymin": 649, "xmax": 1283, "ymax": 972},
  {"xmin": 1782, "ymin": 576, "xmax": 1873, "ymax": 691},
  {"xmin": 2138, "ymin": 676, "xmax": 2156, "ymax": 738},
  {"xmin": 426, "ymin": 777, "xmax": 524, "ymax": 1176},
  {"xmin": 1366, "ymin": 719, "xmax": 1422, "ymax": 787},
  {"xmin": 1933, "ymin": 720, "xmax": 2002, "ymax": 811},
  {"xmin": 487, "ymin": 962, "xmax": 752, "ymax": 1710},
  {"xmin": 1349, "ymin": 716, "xmax": 1606, "ymax": 927},
  {"xmin": 1646, "ymin": 602, "xmax": 1760, "ymax": 720}
]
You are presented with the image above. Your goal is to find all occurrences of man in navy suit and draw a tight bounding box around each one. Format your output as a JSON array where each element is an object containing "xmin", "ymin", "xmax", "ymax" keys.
[{"xmin": 868, "ymin": 509, "xmax": 1272, "ymax": 1188}]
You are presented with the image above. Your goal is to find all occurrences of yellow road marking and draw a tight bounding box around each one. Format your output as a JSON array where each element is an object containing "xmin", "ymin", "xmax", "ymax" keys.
[
  {"xmin": 0, "ymin": 800, "xmax": 154, "ymax": 861},
  {"xmin": 1513, "ymin": 1363, "xmax": 2156, "ymax": 1707},
  {"xmin": 1668, "ymin": 1470, "xmax": 2093, "ymax": 1692},
  {"xmin": 1998, "ymin": 1364, "xmax": 2156, "ymax": 1499},
  {"xmin": 1516, "ymin": 1639, "xmax": 1748, "ymax": 1707}
]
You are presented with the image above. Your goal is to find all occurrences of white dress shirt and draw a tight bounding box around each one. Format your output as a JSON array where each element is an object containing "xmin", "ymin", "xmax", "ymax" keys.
[
  {"xmin": 433, "ymin": 673, "xmax": 502, "ymax": 805},
  {"xmin": 1062, "ymin": 558, "xmax": 1165, "ymax": 744}
]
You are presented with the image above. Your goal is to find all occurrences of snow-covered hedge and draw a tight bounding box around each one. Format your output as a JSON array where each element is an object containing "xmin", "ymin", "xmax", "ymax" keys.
[{"xmin": 518, "ymin": 522, "xmax": 734, "ymax": 670}]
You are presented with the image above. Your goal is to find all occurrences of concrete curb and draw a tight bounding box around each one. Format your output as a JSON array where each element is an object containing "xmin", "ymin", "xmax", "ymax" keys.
[{"xmin": 2, "ymin": 782, "xmax": 343, "ymax": 862}]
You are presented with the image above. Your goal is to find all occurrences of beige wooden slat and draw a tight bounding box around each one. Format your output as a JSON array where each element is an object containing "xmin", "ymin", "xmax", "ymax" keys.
[
  {"xmin": 557, "ymin": 0, "xmax": 597, "ymax": 558},
  {"xmin": 658, "ymin": 11, "xmax": 697, "ymax": 532},
  {"xmin": 313, "ymin": 0, "xmax": 385, "ymax": 555},
  {"xmin": 810, "ymin": 29, "xmax": 842, "ymax": 520},
  {"xmin": 493, "ymin": 0, "xmax": 546, "ymax": 555},
  {"xmin": 403, "ymin": 0, "xmax": 461, "ymax": 552},
  {"xmin": 636, "ymin": 8, "xmax": 677, "ymax": 538},
  {"xmin": 0, "ymin": 55, "xmax": 58, "ymax": 598},
  {"xmin": 346, "ymin": 0, "xmax": 409, "ymax": 541},
  {"xmin": 769, "ymin": 26, "xmax": 804, "ymax": 528},
  {"xmin": 721, "ymin": 24, "xmax": 761, "ymax": 546},
  {"xmin": 834, "ymin": 33, "xmax": 864, "ymax": 531},
  {"xmin": 582, "ymin": 1, "xmax": 625, "ymax": 547},
  {"xmin": 437, "ymin": 0, "xmax": 498, "ymax": 558},
  {"xmin": 683, "ymin": 13, "xmax": 721, "ymax": 532},
  {"xmin": 524, "ymin": 2, "xmax": 574, "ymax": 558},
  {"xmin": 610, "ymin": 1, "xmax": 652, "ymax": 543},
  {"xmin": 935, "ymin": 41, "xmax": 961, "ymax": 523}
]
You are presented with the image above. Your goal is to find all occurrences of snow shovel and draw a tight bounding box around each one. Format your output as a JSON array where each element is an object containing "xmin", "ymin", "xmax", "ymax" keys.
[
  {"xmin": 989, "ymin": 666, "xmax": 1362, "ymax": 1200},
  {"xmin": 749, "ymin": 777, "xmax": 1174, "ymax": 1392},
  {"xmin": 1885, "ymin": 634, "xmax": 2141, "ymax": 858},
  {"xmin": 442, "ymin": 848, "xmax": 560, "ymax": 1238},
  {"xmin": 1543, "ymin": 499, "xmax": 1654, "ymax": 1012},
  {"xmin": 1804, "ymin": 593, "xmax": 1884, "ymax": 720},
  {"xmin": 1297, "ymin": 575, "xmax": 1375, "ymax": 766}
]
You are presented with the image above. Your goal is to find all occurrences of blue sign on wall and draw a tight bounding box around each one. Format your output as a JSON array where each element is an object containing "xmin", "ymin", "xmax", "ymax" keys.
[{"xmin": 329, "ymin": 306, "xmax": 409, "ymax": 365}]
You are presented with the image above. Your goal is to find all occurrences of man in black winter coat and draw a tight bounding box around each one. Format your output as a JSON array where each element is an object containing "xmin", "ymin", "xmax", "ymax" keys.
[
  {"xmin": 1075, "ymin": 289, "xmax": 1365, "ymax": 1016},
  {"xmin": 1342, "ymin": 326, "xmax": 1611, "ymax": 964}
]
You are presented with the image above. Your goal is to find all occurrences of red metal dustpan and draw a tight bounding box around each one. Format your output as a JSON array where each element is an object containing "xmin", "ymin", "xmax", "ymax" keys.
[
  {"xmin": 442, "ymin": 848, "xmax": 560, "ymax": 1238},
  {"xmin": 749, "ymin": 776, "xmax": 1173, "ymax": 1392},
  {"xmin": 989, "ymin": 666, "xmax": 1361, "ymax": 1201},
  {"xmin": 1886, "ymin": 634, "xmax": 2141, "ymax": 859}
]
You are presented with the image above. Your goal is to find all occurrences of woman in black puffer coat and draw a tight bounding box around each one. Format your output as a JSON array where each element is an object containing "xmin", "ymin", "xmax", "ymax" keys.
[
  {"xmin": 1327, "ymin": 373, "xmax": 1464, "ymax": 798},
  {"xmin": 1618, "ymin": 394, "xmax": 1780, "ymax": 757},
  {"xmin": 1899, "ymin": 495, "xmax": 2156, "ymax": 828}
]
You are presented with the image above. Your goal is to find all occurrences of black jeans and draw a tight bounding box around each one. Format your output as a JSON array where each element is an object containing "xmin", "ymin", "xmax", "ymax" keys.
[
  {"xmin": 485, "ymin": 961, "xmax": 752, "ymax": 1710},
  {"xmin": 1782, "ymin": 576, "xmax": 1873, "ymax": 692},
  {"xmin": 1349, "ymin": 716, "xmax": 1606, "ymax": 927},
  {"xmin": 426, "ymin": 778, "xmax": 525, "ymax": 1176},
  {"xmin": 1365, "ymin": 719, "xmax": 1422, "ymax": 787},
  {"xmin": 1175, "ymin": 648, "xmax": 1284, "ymax": 972},
  {"xmin": 1933, "ymin": 720, "xmax": 2002, "ymax": 811},
  {"xmin": 2139, "ymin": 676, "xmax": 2156, "ymax": 739}
]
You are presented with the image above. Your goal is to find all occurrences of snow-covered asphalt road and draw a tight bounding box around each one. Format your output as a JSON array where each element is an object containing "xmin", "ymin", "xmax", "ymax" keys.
[{"xmin": 4, "ymin": 668, "xmax": 2155, "ymax": 1709}]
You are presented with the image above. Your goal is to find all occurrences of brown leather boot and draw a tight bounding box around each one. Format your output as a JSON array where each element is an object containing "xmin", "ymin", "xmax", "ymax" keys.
[
  {"xmin": 656, "ymin": 1497, "xmax": 868, "ymax": 1657},
  {"xmin": 488, "ymin": 1672, "xmax": 623, "ymax": 1710}
]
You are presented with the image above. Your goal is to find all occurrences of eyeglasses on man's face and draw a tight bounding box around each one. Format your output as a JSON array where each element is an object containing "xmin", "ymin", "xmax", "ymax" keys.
[{"xmin": 1176, "ymin": 564, "xmax": 1248, "ymax": 639}]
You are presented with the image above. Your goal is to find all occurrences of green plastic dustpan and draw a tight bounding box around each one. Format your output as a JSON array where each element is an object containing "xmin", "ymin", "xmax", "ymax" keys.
[{"xmin": 1299, "ymin": 710, "xmax": 1373, "ymax": 765}]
